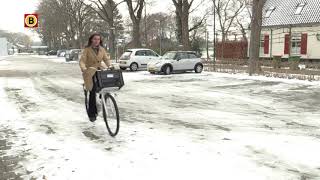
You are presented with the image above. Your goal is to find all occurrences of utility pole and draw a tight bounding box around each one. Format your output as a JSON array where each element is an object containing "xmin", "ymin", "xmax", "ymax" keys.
[
  {"xmin": 144, "ymin": 1, "xmax": 148, "ymax": 47},
  {"xmin": 206, "ymin": 27, "xmax": 209, "ymax": 61},
  {"xmin": 213, "ymin": 0, "xmax": 216, "ymax": 69},
  {"xmin": 155, "ymin": 20, "xmax": 162, "ymax": 55},
  {"xmin": 110, "ymin": 27, "xmax": 117, "ymax": 61}
]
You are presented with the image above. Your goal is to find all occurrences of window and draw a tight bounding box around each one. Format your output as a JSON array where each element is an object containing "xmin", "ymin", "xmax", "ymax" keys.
[
  {"xmin": 295, "ymin": 3, "xmax": 306, "ymax": 15},
  {"xmin": 260, "ymin": 36, "xmax": 265, "ymax": 55},
  {"xmin": 265, "ymin": 6, "xmax": 275, "ymax": 18},
  {"xmin": 120, "ymin": 51, "xmax": 132, "ymax": 60},
  {"xmin": 145, "ymin": 50, "xmax": 158, "ymax": 57},
  {"xmin": 162, "ymin": 52, "xmax": 176, "ymax": 59},
  {"xmin": 291, "ymin": 34, "xmax": 301, "ymax": 55},
  {"xmin": 135, "ymin": 50, "xmax": 147, "ymax": 56},
  {"xmin": 176, "ymin": 53, "xmax": 188, "ymax": 60},
  {"xmin": 188, "ymin": 53, "xmax": 197, "ymax": 59}
]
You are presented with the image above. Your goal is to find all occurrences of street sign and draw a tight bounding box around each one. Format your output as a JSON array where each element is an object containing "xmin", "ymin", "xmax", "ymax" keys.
[{"xmin": 24, "ymin": 14, "xmax": 38, "ymax": 28}]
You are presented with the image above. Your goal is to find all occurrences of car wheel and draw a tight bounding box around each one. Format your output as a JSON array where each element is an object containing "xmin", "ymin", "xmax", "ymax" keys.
[
  {"xmin": 120, "ymin": 67, "xmax": 127, "ymax": 71},
  {"xmin": 163, "ymin": 65, "xmax": 172, "ymax": 75},
  {"xmin": 195, "ymin": 64, "xmax": 203, "ymax": 73},
  {"xmin": 130, "ymin": 63, "xmax": 138, "ymax": 71}
]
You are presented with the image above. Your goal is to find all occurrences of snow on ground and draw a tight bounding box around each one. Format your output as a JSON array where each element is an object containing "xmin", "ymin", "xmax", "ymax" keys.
[
  {"xmin": 30, "ymin": 55, "xmax": 78, "ymax": 64},
  {"xmin": 1, "ymin": 55, "xmax": 320, "ymax": 180},
  {"xmin": 0, "ymin": 55, "xmax": 9, "ymax": 62}
]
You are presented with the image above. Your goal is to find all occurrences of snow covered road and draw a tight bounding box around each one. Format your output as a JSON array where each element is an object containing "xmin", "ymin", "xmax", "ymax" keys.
[{"xmin": 1, "ymin": 55, "xmax": 320, "ymax": 180}]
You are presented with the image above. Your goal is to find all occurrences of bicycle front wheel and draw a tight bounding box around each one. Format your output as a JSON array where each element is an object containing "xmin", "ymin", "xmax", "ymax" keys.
[{"xmin": 102, "ymin": 93, "xmax": 120, "ymax": 137}]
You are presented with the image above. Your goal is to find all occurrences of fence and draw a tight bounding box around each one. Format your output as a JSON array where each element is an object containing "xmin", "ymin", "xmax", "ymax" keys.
[
  {"xmin": 203, "ymin": 59, "xmax": 320, "ymax": 81},
  {"xmin": 215, "ymin": 41, "xmax": 248, "ymax": 59}
]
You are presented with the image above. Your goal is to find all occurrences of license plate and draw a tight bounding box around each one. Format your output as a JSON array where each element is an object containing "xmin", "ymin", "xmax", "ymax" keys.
[{"xmin": 107, "ymin": 74, "xmax": 114, "ymax": 78}]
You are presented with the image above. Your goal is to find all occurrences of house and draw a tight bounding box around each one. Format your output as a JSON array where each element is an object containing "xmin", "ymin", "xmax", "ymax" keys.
[
  {"xmin": 0, "ymin": 38, "xmax": 8, "ymax": 56},
  {"xmin": 260, "ymin": 0, "xmax": 320, "ymax": 61}
]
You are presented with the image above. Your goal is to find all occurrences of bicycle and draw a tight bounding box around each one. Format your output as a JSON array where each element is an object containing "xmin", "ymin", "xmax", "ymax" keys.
[{"xmin": 83, "ymin": 69, "xmax": 124, "ymax": 137}]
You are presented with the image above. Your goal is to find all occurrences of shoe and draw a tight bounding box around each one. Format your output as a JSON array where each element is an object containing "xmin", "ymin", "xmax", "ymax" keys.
[{"xmin": 89, "ymin": 116, "xmax": 96, "ymax": 122}]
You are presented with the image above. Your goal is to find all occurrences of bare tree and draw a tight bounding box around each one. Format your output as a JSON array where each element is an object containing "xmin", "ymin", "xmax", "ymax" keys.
[
  {"xmin": 37, "ymin": 0, "xmax": 97, "ymax": 49},
  {"xmin": 69, "ymin": 0, "xmax": 94, "ymax": 48},
  {"xmin": 37, "ymin": 0, "xmax": 69, "ymax": 49},
  {"xmin": 172, "ymin": 0, "xmax": 208, "ymax": 50},
  {"xmin": 88, "ymin": 0, "xmax": 123, "ymax": 57},
  {"xmin": 248, "ymin": 0, "xmax": 266, "ymax": 75},
  {"xmin": 213, "ymin": 0, "xmax": 245, "ymax": 58},
  {"xmin": 235, "ymin": 0, "xmax": 252, "ymax": 42},
  {"xmin": 124, "ymin": 0, "xmax": 145, "ymax": 47},
  {"xmin": 0, "ymin": 31, "xmax": 32, "ymax": 48},
  {"xmin": 214, "ymin": 0, "xmax": 245, "ymax": 42}
]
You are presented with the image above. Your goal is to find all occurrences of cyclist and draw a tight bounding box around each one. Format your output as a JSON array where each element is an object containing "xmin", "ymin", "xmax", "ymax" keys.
[{"xmin": 79, "ymin": 33, "xmax": 111, "ymax": 122}]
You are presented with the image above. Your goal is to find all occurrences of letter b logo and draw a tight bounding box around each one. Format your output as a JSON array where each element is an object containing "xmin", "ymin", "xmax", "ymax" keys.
[
  {"xmin": 29, "ymin": 17, "xmax": 34, "ymax": 25},
  {"xmin": 24, "ymin": 14, "xmax": 38, "ymax": 28}
]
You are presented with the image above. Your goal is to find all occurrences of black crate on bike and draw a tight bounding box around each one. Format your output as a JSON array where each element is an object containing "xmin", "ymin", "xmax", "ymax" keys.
[{"xmin": 95, "ymin": 70, "xmax": 124, "ymax": 91}]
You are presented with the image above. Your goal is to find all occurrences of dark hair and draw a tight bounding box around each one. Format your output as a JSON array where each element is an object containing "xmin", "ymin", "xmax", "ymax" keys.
[{"xmin": 86, "ymin": 33, "xmax": 104, "ymax": 47}]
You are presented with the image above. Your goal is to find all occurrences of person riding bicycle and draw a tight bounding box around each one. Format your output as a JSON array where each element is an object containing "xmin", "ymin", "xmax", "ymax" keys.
[{"xmin": 79, "ymin": 33, "xmax": 111, "ymax": 122}]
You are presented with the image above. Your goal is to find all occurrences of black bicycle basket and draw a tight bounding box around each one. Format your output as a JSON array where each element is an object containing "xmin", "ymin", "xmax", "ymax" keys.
[{"xmin": 95, "ymin": 70, "xmax": 124, "ymax": 91}]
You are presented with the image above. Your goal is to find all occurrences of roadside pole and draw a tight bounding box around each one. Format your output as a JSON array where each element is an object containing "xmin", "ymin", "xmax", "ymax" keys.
[{"xmin": 213, "ymin": 0, "xmax": 216, "ymax": 70}]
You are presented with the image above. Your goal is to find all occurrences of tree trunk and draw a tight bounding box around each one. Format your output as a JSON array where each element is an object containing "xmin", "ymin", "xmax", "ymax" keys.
[
  {"xmin": 108, "ymin": 28, "xmax": 116, "ymax": 58},
  {"xmin": 173, "ymin": 0, "xmax": 192, "ymax": 50},
  {"xmin": 132, "ymin": 21, "xmax": 142, "ymax": 47},
  {"xmin": 125, "ymin": 0, "xmax": 144, "ymax": 48},
  {"xmin": 248, "ymin": 0, "xmax": 265, "ymax": 75},
  {"xmin": 175, "ymin": 10, "xmax": 182, "ymax": 45},
  {"xmin": 181, "ymin": 12, "xmax": 190, "ymax": 50},
  {"xmin": 79, "ymin": 29, "xmax": 84, "ymax": 49}
]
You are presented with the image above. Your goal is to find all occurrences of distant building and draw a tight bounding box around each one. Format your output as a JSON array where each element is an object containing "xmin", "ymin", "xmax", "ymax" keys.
[
  {"xmin": 259, "ymin": 0, "xmax": 320, "ymax": 60},
  {"xmin": 0, "ymin": 38, "xmax": 8, "ymax": 56},
  {"xmin": 31, "ymin": 46, "xmax": 48, "ymax": 55}
]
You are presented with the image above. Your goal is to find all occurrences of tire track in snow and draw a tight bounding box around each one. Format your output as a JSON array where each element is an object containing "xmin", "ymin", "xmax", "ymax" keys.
[
  {"xmin": 29, "ymin": 76, "xmax": 128, "ymax": 145},
  {"xmin": 245, "ymin": 145, "xmax": 320, "ymax": 179}
]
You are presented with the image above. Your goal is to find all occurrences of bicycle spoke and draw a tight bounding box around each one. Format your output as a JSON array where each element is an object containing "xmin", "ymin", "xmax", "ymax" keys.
[{"xmin": 102, "ymin": 94, "xmax": 120, "ymax": 137}]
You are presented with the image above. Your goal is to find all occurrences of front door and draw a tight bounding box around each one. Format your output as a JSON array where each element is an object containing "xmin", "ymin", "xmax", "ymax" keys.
[
  {"xmin": 134, "ymin": 50, "xmax": 148, "ymax": 68},
  {"xmin": 187, "ymin": 53, "xmax": 198, "ymax": 69},
  {"xmin": 175, "ymin": 52, "xmax": 189, "ymax": 70},
  {"xmin": 145, "ymin": 50, "xmax": 160, "ymax": 63}
]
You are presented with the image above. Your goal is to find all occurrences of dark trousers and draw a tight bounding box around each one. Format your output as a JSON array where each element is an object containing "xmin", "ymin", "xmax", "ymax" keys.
[{"xmin": 88, "ymin": 77, "xmax": 97, "ymax": 118}]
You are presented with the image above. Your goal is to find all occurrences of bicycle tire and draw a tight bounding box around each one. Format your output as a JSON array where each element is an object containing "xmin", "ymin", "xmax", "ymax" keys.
[{"xmin": 102, "ymin": 93, "xmax": 120, "ymax": 137}]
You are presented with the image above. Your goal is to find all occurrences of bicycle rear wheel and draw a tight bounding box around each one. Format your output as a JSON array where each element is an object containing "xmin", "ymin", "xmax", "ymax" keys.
[{"xmin": 102, "ymin": 93, "xmax": 120, "ymax": 137}]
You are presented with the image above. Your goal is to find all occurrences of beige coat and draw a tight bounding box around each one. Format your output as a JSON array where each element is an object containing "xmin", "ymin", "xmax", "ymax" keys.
[{"xmin": 79, "ymin": 46, "xmax": 111, "ymax": 91}]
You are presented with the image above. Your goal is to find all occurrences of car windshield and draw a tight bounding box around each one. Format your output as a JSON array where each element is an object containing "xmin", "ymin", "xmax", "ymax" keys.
[
  {"xmin": 120, "ymin": 51, "xmax": 132, "ymax": 60},
  {"xmin": 162, "ymin": 52, "xmax": 176, "ymax": 59}
]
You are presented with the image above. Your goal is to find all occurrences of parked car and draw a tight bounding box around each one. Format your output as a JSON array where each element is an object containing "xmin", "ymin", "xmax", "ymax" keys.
[
  {"xmin": 147, "ymin": 51, "xmax": 203, "ymax": 75},
  {"xmin": 119, "ymin": 48, "xmax": 160, "ymax": 71},
  {"xmin": 65, "ymin": 49, "xmax": 81, "ymax": 61},
  {"xmin": 46, "ymin": 50, "xmax": 57, "ymax": 56},
  {"xmin": 57, "ymin": 49, "xmax": 67, "ymax": 57}
]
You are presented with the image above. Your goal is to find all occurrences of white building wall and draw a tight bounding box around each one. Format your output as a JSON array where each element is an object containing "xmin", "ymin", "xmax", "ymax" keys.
[
  {"xmin": 0, "ymin": 38, "xmax": 8, "ymax": 56},
  {"xmin": 260, "ymin": 25, "xmax": 320, "ymax": 60}
]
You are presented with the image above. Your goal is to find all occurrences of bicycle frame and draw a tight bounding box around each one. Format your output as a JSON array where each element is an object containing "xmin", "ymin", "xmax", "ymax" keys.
[{"xmin": 98, "ymin": 87, "xmax": 118, "ymax": 113}]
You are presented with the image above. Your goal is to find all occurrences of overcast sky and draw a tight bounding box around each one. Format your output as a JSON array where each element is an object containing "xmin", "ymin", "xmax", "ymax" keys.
[
  {"xmin": 0, "ymin": 0, "xmax": 207, "ymax": 41},
  {"xmin": 0, "ymin": 0, "xmax": 39, "ymax": 35}
]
